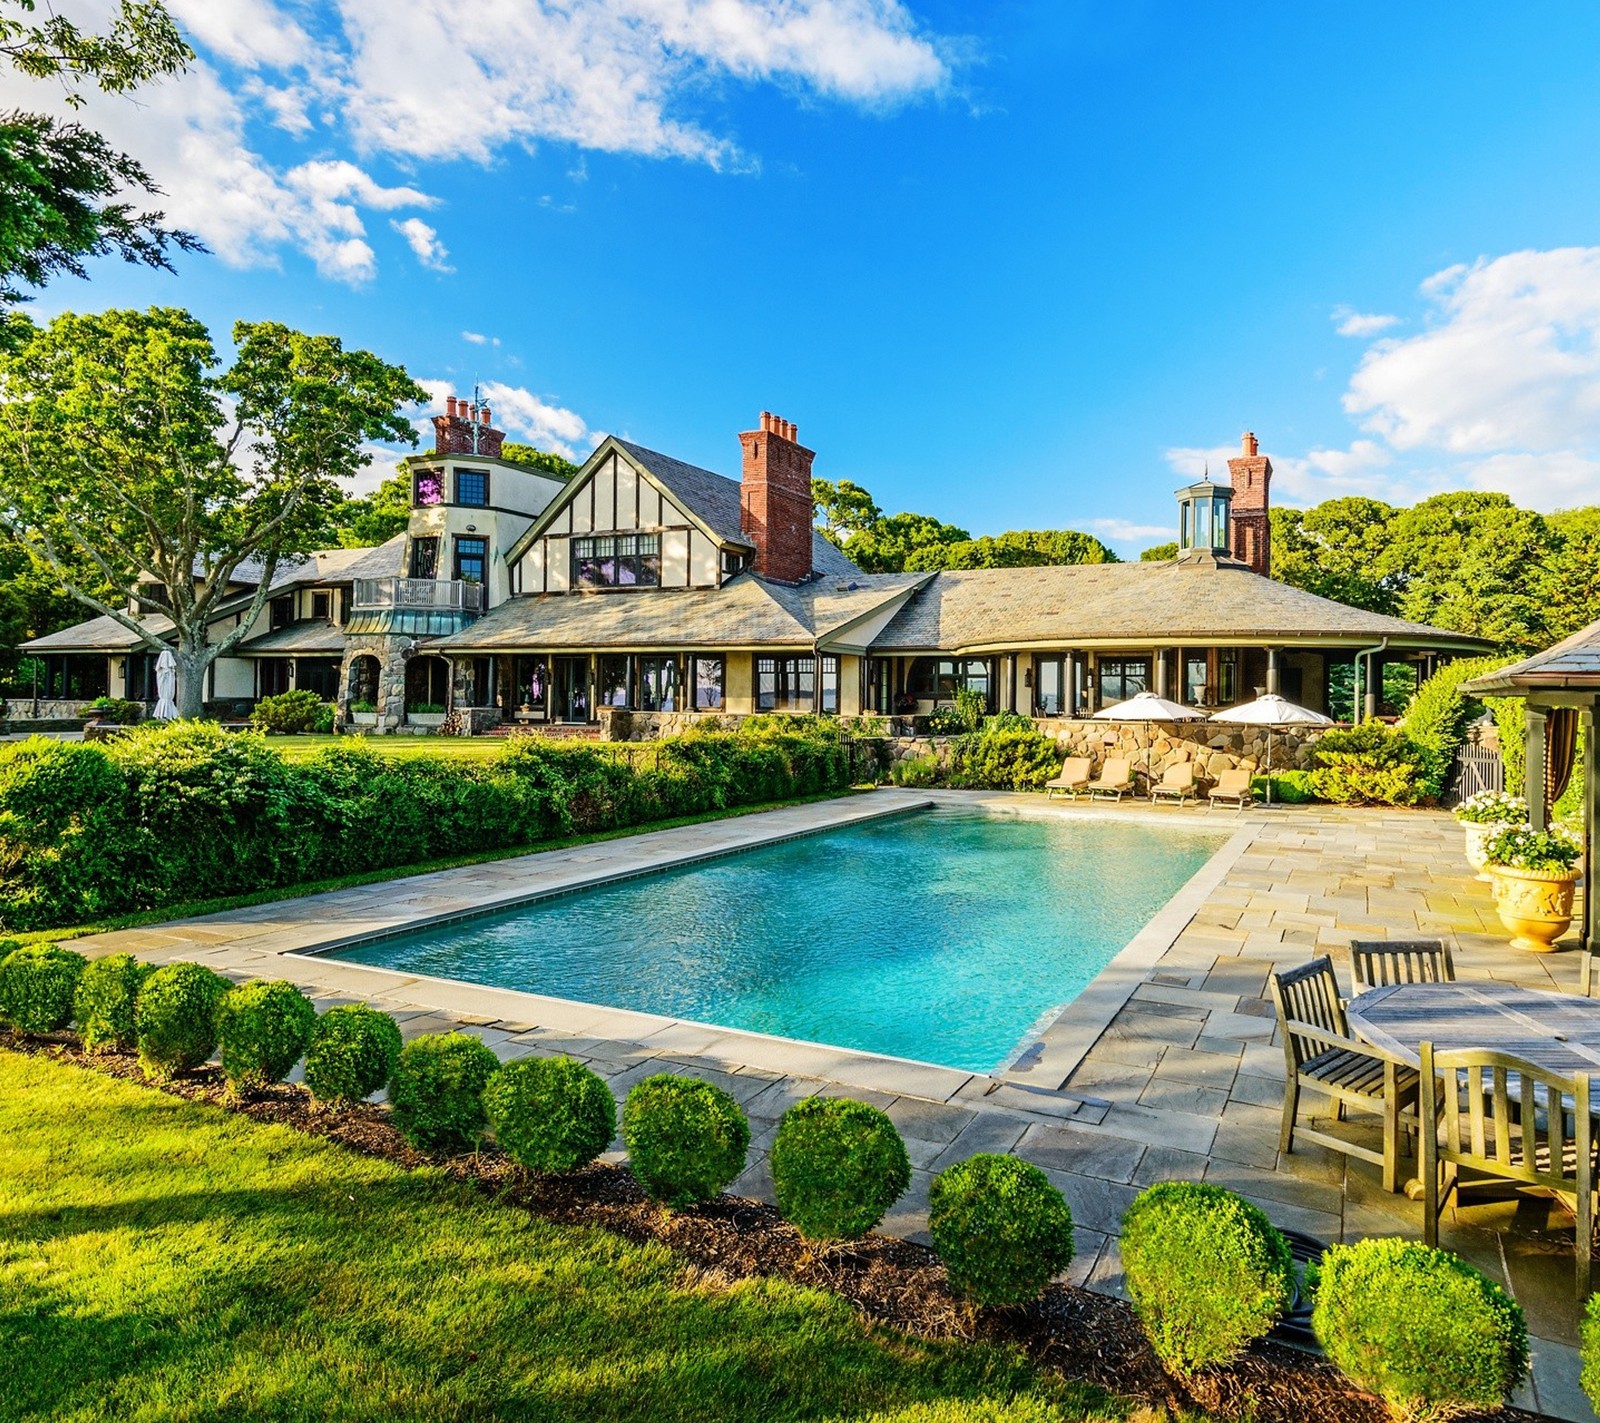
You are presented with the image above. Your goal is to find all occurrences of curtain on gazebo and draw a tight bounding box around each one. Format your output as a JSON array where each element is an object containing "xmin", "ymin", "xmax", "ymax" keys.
[{"xmin": 1546, "ymin": 706, "xmax": 1580, "ymax": 807}]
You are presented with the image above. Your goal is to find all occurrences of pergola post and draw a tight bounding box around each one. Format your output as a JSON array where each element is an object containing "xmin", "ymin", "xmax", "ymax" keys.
[{"xmin": 1525, "ymin": 703, "xmax": 1549, "ymax": 832}]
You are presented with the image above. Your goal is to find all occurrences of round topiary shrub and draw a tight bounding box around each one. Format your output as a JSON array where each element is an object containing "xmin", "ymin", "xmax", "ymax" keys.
[
  {"xmin": 1581, "ymin": 1292, "xmax": 1600, "ymax": 1413},
  {"xmin": 74, "ymin": 953, "xmax": 154, "ymax": 1052},
  {"xmin": 928, "ymin": 1154, "xmax": 1074, "ymax": 1308},
  {"xmin": 1120, "ymin": 1181, "xmax": 1296, "ymax": 1377},
  {"xmin": 388, "ymin": 1032, "xmax": 501, "ymax": 1153},
  {"xmin": 1312, "ymin": 1238, "xmax": 1529, "ymax": 1421},
  {"xmin": 622, "ymin": 1073, "xmax": 750, "ymax": 1209},
  {"xmin": 770, "ymin": 1095, "xmax": 912, "ymax": 1242},
  {"xmin": 215, "ymin": 979, "xmax": 317, "ymax": 1091},
  {"xmin": 302, "ymin": 1003, "xmax": 403, "ymax": 1104},
  {"xmin": 134, "ymin": 961, "xmax": 231, "ymax": 1079},
  {"xmin": 0, "ymin": 942, "xmax": 86, "ymax": 1033},
  {"xmin": 483, "ymin": 1055, "xmax": 617, "ymax": 1174}
]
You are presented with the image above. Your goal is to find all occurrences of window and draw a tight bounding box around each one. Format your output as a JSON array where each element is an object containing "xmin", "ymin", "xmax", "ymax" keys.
[
  {"xmin": 510, "ymin": 655, "xmax": 547, "ymax": 712},
  {"xmin": 637, "ymin": 656, "xmax": 679, "ymax": 712},
  {"xmin": 819, "ymin": 655, "xmax": 839, "ymax": 714},
  {"xmin": 721, "ymin": 549, "xmax": 747, "ymax": 578},
  {"xmin": 311, "ymin": 591, "xmax": 331, "ymax": 620},
  {"xmin": 1035, "ymin": 657, "xmax": 1064, "ymax": 716},
  {"xmin": 691, "ymin": 656, "xmax": 724, "ymax": 710},
  {"xmin": 906, "ymin": 657, "xmax": 993, "ymax": 704},
  {"xmin": 410, "ymin": 536, "xmax": 439, "ymax": 580},
  {"xmin": 1183, "ymin": 653, "xmax": 1209, "ymax": 707},
  {"xmin": 298, "ymin": 659, "xmax": 340, "ymax": 699},
  {"xmin": 572, "ymin": 534, "xmax": 661, "ymax": 589},
  {"xmin": 597, "ymin": 655, "xmax": 630, "ymax": 709},
  {"xmin": 1217, "ymin": 648, "xmax": 1238, "ymax": 706},
  {"xmin": 756, "ymin": 656, "xmax": 814, "ymax": 711},
  {"xmin": 259, "ymin": 658, "xmax": 290, "ymax": 697},
  {"xmin": 456, "ymin": 468, "xmax": 489, "ymax": 507},
  {"xmin": 461, "ymin": 657, "xmax": 492, "ymax": 708},
  {"xmin": 269, "ymin": 595, "xmax": 293, "ymax": 630},
  {"xmin": 413, "ymin": 469, "xmax": 444, "ymax": 507},
  {"xmin": 453, "ymin": 535, "xmax": 488, "ymax": 584},
  {"xmin": 1097, "ymin": 657, "xmax": 1149, "ymax": 705}
]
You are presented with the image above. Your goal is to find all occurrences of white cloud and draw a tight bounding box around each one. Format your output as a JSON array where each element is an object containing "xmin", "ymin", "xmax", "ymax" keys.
[
  {"xmin": 462, "ymin": 331, "xmax": 501, "ymax": 347},
  {"xmin": 408, "ymin": 379, "xmax": 597, "ymax": 462},
  {"xmin": 1162, "ymin": 445, "xmax": 1236, "ymax": 481},
  {"xmin": 391, "ymin": 217, "xmax": 453, "ymax": 273},
  {"xmin": 1332, "ymin": 306, "xmax": 1399, "ymax": 338},
  {"xmin": 1083, "ymin": 518, "xmax": 1176, "ymax": 543}
]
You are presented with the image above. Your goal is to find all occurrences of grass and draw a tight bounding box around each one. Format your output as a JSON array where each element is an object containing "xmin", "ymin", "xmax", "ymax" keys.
[
  {"xmin": 268, "ymin": 733, "xmax": 515, "ymax": 762},
  {"xmin": 0, "ymin": 1053, "xmax": 1110, "ymax": 1423},
  {"xmin": 14, "ymin": 789, "xmax": 870, "ymax": 946}
]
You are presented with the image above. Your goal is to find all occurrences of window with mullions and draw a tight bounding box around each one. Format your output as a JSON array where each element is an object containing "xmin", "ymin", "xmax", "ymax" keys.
[
  {"xmin": 597, "ymin": 655, "xmax": 630, "ymax": 709},
  {"xmin": 691, "ymin": 656, "xmax": 724, "ymax": 710},
  {"xmin": 1035, "ymin": 657, "xmax": 1064, "ymax": 716},
  {"xmin": 269, "ymin": 595, "xmax": 293, "ymax": 630},
  {"xmin": 819, "ymin": 655, "xmax": 839, "ymax": 713},
  {"xmin": 756, "ymin": 655, "xmax": 815, "ymax": 711},
  {"xmin": 454, "ymin": 536, "xmax": 488, "ymax": 585},
  {"xmin": 1097, "ymin": 657, "xmax": 1149, "ymax": 705},
  {"xmin": 907, "ymin": 657, "xmax": 992, "ymax": 703},
  {"xmin": 456, "ymin": 469, "xmax": 489, "ymax": 507},
  {"xmin": 409, "ymin": 536, "xmax": 439, "ymax": 579},
  {"xmin": 637, "ymin": 656, "xmax": 679, "ymax": 712},
  {"xmin": 572, "ymin": 534, "xmax": 661, "ymax": 589}
]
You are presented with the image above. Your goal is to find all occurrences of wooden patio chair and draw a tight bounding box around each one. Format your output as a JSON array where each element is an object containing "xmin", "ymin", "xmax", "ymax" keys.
[
  {"xmin": 1044, "ymin": 756, "xmax": 1092, "ymax": 800},
  {"xmin": 1583, "ymin": 946, "xmax": 1595, "ymax": 999},
  {"xmin": 1207, "ymin": 767, "xmax": 1254, "ymax": 811},
  {"xmin": 1420, "ymin": 1044, "xmax": 1596, "ymax": 1294},
  {"xmin": 1149, "ymin": 761, "xmax": 1198, "ymax": 806},
  {"xmin": 1085, "ymin": 757, "xmax": 1134, "ymax": 801},
  {"xmin": 1349, "ymin": 940, "xmax": 1456, "ymax": 995},
  {"xmin": 1270, "ymin": 956, "xmax": 1421, "ymax": 1193}
]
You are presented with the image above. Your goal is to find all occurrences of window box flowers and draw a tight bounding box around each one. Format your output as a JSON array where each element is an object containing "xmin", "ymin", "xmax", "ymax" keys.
[
  {"xmin": 1454, "ymin": 792, "xmax": 1528, "ymax": 882},
  {"xmin": 1483, "ymin": 825, "xmax": 1582, "ymax": 952}
]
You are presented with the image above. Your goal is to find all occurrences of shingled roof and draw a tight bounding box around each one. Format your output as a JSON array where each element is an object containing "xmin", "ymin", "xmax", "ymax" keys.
[{"xmin": 1459, "ymin": 617, "xmax": 1600, "ymax": 694}]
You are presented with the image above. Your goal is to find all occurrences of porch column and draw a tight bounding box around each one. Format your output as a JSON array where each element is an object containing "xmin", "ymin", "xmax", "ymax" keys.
[
  {"xmin": 1525, "ymin": 703, "xmax": 1549, "ymax": 832},
  {"xmin": 1154, "ymin": 651, "xmax": 1168, "ymax": 699},
  {"xmin": 1363, "ymin": 653, "xmax": 1382, "ymax": 720},
  {"xmin": 1064, "ymin": 652, "xmax": 1078, "ymax": 717},
  {"xmin": 1266, "ymin": 647, "xmax": 1280, "ymax": 696}
]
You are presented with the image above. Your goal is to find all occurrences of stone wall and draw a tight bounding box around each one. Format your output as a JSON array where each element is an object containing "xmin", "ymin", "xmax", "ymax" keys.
[{"xmin": 2, "ymin": 698, "xmax": 103, "ymax": 723}]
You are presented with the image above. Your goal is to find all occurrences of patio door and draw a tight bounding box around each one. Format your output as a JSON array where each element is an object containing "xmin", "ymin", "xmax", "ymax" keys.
[{"xmin": 551, "ymin": 656, "xmax": 592, "ymax": 722}]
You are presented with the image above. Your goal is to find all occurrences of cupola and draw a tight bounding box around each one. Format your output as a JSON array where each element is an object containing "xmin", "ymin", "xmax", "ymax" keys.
[{"xmin": 1175, "ymin": 474, "xmax": 1233, "ymax": 556}]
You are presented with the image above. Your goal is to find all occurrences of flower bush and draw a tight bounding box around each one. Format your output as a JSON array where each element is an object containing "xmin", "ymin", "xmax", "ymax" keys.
[
  {"xmin": 928, "ymin": 1154, "xmax": 1074, "ymax": 1308},
  {"xmin": 622, "ymin": 1074, "xmax": 750, "ymax": 1209},
  {"xmin": 1483, "ymin": 825, "xmax": 1581, "ymax": 875},
  {"xmin": 215, "ymin": 979, "xmax": 317, "ymax": 1091},
  {"xmin": 134, "ymin": 961, "xmax": 231, "ymax": 1078},
  {"xmin": 74, "ymin": 952, "xmax": 154, "ymax": 1051},
  {"xmin": 1452, "ymin": 790, "xmax": 1526, "ymax": 826},
  {"xmin": 770, "ymin": 1096, "xmax": 911, "ymax": 1242},
  {"xmin": 1312, "ymin": 1238, "xmax": 1528, "ymax": 1422},
  {"xmin": 0, "ymin": 941, "xmax": 86, "ymax": 1032},
  {"xmin": 388, "ymin": 1032, "xmax": 500, "ymax": 1153},
  {"xmin": 483, "ymin": 1055, "xmax": 617, "ymax": 1175},
  {"xmin": 302, "ymin": 1003, "xmax": 403, "ymax": 1104}
]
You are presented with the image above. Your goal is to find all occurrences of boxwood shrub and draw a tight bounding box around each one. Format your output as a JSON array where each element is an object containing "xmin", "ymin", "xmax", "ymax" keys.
[
  {"xmin": 74, "ymin": 952, "xmax": 154, "ymax": 1051},
  {"xmin": 928, "ymin": 1154, "xmax": 1074, "ymax": 1308},
  {"xmin": 1311, "ymin": 1238, "xmax": 1529, "ymax": 1421},
  {"xmin": 215, "ymin": 979, "xmax": 317, "ymax": 1091},
  {"xmin": 302, "ymin": 1003, "xmax": 403, "ymax": 1104},
  {"xmin": 622, "ymin": 1074, "xmax": 750, "ymax": 1209},
  {"xmin": 770, "ymin": 1095, "xmax": 911, "ymax": 1242},
  {"xmin": 0, "ymin": 941, "xmax": 86, "ymax": 1032},
  {"xmin": 1120, "ymin": 1182, "xmax": 1296, "ymax": 1377},
  {"xmin": 250, "ymin": 689, "xmax": 334, "ymax": 734},
  {"xmin": 388, "ymin": 1032, "xmax": 500, "ymax": 1153},
  {"xmin": 483, "ymin": 1055, "xmax": 617, "ymax": 1174},
  {"xmin": 134, "ymin": 961, "xmax": 231, "ymax": 1078}
]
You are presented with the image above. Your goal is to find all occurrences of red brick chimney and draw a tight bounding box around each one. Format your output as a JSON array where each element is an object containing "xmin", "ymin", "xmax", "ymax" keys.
[
  {"xmin": 738, "ymin": 411, "xmax": 815, "ymax": 583},
  {"xmin": 431, "ymin": 394, "xmax": 504, "ymax": 458},
  {"xmin": 1226, "ymin": 430, "xmax": 1272, "ymax": 576}
]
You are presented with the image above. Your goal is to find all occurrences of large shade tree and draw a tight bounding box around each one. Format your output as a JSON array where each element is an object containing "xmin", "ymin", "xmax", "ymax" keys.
[{"xmin": 0, "ymin": 306, "xmax": 427, "ymax": 715}]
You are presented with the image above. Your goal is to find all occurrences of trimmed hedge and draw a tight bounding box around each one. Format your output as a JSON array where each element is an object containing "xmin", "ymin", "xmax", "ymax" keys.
[
  {"xmin": 1120, "ymin": 1182, "xmax": 1295, "ymax": 1377},
  {"xmin": 0, "ymin": 941, "xmax": 86, "ymax": 1032},
  {"xmin": 1311, "ymin": 1238, "xmax": 1529, "ymax": 1421},
  {"xmin": 303, "ymin": 1003, "xmax": 403, "ymax": 1104},
  {"xmin": 0, "ymin": 721, "xmax": 855, "ymax": 930},
  {"xmin": 483, "ymin": 1055, "xmax": 617, "ymax": 1175},
  {"xmin": 215, "ymin": 979, "xmax": 317, "ymax": 1091},
  {"xmin": 622, "ymin": 1074, "xmax": 750, "ymax": 1209},
  {"xmin": 388, "ymin": 1032, "xmax": 500, "ymax": 1153},
  {"xmin": 135, "ymin": 961, "xmax": 231, "ymax": 1079},
  {"xmin": 928, "ymin": 1155, "xmax": 1074, "ymax": 1308},
  {"xmin": 74, "ymin": 952, "xmax": 154, "ymax": 1051},
  {"xmin": 770, "ymin": 1095, "xmax": 911, "ymax": 1242},
  {"xmin": 1400, "ymin": 655, "xmax": 1517, "ymax": 802}
]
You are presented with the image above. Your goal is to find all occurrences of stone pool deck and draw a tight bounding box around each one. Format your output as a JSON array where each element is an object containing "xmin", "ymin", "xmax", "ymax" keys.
[{"xmin": 61, "ymin": 789, "xmax": 1595, "ymax": 1420}]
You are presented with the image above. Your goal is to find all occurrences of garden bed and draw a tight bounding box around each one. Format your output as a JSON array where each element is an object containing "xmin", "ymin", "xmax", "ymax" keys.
[{"xmin": 0, "ymin": 1031, "xmax": 1550, "ymax": 1423}]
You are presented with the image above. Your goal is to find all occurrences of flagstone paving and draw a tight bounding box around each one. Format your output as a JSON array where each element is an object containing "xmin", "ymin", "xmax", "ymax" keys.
[{"xmin": 63, "ymin": 790, "xmax": 1595, "ymax": 1420}]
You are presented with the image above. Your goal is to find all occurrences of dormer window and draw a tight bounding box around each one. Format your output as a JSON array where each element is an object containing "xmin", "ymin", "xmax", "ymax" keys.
[
  {"xmin": 573, "ymin": 534, "xmax": 661, "ymax": 589},
  {"xmin": 456, "ymin": 469, "xmax": 489, "ymax": 507}
]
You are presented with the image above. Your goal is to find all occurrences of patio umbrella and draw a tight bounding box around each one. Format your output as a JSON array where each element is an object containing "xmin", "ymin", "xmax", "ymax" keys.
[
  {"xmin": 1092, "ymin": 690, "xmax": 1206, "ymax": 792},
  {"xmin": 1209, "ymin": 693, "xmax": 1333, "ymax": 804},
  {"xmin": 153, "ymin": 648, "xmax": 179, "ymax": 721}
]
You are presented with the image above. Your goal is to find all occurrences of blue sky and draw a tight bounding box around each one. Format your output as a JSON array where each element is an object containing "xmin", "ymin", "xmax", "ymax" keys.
[{"xmin": 12, "ymin": 2, "xmax": 1600, "ymax": 552}]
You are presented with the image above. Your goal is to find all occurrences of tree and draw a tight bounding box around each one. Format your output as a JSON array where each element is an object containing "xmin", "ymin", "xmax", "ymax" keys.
[
  {"xmin": 1538, "ymin": 507, "xmax": 1600, "ymax": 642},
  {"xmin": 1, "ymin": 0, "xmax": 201, "ymax": 306},
  {"xmin": 842, "ymin": 511, "xmax": 971, "ymax": 572},
  {"xmin": 1269, "ymin": 498, "xmax": 1399, "ymax": 614},
  {"xmin": 811, "ymin": 477, "xmax": 881, "ymax": 548},
  {"xmin": 0, "ymin": 307, "xmax": 427, "ymax": 715},
  {"xmin": 1140, "ymin": 541, "xmax": 1178, "ymax": 561},
  {"xmin": 904, "ymin": 527, "xmax": 1118, "ymax": 571},
  {"xmin": 500, "ymin": 442, "xmax": 578, "ymax": 480},
  {"xmin": 332, "ymin": 466, "xmax": 412, "ymax": 548}
]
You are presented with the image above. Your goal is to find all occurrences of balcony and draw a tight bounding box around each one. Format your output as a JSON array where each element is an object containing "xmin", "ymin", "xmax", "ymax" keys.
[{"xmin": 352, "ymin": 578, "xmax": 484, "ymax": 614}]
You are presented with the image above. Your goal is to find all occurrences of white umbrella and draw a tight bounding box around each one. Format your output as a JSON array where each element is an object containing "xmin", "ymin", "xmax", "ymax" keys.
[
  {"xmin": 153, "ymin": 648, "xmax": 179, "ymax": 720},
  {"xmin": 1209, "ymin": 693, "xmax": 1333, "ymax": 804},
  {"xmin": 1092, "ymin": 690, "xmax": 1206, "ymax": 793}
]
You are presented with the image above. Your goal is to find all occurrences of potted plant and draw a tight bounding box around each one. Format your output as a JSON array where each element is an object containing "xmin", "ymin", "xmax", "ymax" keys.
[
  {"xmin": 349, "ymin": 698, "xmax": 378, "ymax": 727},
  {"xmin": 407, "ymin": 701, "xmax": 447, "ymax": 729},
  {"xmin": 1453, "ymin": 790, "xmax": 1527, "ymax": 882},
  {"xmin": 1483, "ymin": 824, "xmax": 1583, "ymax": 952}
]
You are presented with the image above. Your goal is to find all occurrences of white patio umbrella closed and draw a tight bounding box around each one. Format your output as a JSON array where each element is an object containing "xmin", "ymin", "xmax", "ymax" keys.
[
  {"xmin": 1208, "ymin": 693, "xmax": 1333, "ymax": 804},
  {"xmin": 1092, "ymin": 690, "xmax": 1206, "ymax": 793},
  {"xmin": 153, "ymin": 648, "xmax": 179, "ymax": 721}
]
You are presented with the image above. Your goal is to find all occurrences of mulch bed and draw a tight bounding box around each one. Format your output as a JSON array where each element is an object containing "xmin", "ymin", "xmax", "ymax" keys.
[{"xmin": 5, "ymin": 1033, "xmax": 1551, "ymax": 1423}]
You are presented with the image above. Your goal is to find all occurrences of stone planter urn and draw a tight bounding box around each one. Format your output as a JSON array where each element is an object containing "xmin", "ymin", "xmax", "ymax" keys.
[
  {"xmin": 1489, "ymin": 864, "xmax": 1578, "ymax": 952},
  {"xmin": 349, "ymin": 710, "xmax": 378, "ymax": 727},
  {"xmin": 1462, "ymin": 822, "xmax": 1499, "ymax": 883}
]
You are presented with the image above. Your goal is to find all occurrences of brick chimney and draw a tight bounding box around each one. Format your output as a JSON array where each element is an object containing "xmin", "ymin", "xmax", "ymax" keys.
[
  {"xmin": 1226, "ymin": 430, "xmax": 1272, "ymax": 576},
  {"xmin": 738, "ymin": 411, "xmax": 815, "ymax": 583},
  {"xmin": 431, "ymin": 394, "xmax": 504, "ymax": 458}
]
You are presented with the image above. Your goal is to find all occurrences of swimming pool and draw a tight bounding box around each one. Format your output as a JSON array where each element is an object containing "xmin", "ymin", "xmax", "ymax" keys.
[{"xmin": 330, "ymin": 809, "xmax": 1229, "ymax": 1073}]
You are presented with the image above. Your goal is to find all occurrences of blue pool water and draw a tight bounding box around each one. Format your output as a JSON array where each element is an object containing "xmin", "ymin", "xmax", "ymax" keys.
[{"xmin": 332, "ymin": 810, "xmax": 1228, "ymax": 1073}]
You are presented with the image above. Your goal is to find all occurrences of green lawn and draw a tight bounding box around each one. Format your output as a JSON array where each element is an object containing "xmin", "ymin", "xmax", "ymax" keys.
[
  {"xmin": 269, "ymin": 733, "xmax": 517, "ymax": 761},
  {"xmin": 0, "ymin": 1054, "xmax": 1108, "ymax": 1423}
]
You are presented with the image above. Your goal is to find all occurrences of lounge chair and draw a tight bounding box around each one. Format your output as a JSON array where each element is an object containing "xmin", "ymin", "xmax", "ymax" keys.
[
  {"xmin": 1086, "ymin": 757, "xmax": 1134, "ymax": 801},
  {"xmin": 1044, "ymin": 756, "xmax": 1092, "ymax": 799},
  {"xmin": 1149, "ymin": 761, "xmax": 1198, "ymax": 806},
  {"xmin": 1207, "ymin": 767, "xmax": 1254, "ymax": 810}
]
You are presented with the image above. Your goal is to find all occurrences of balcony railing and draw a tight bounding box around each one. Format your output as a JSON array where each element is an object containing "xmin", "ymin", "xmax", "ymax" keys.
[{"xmin": 352, "ymin": 577, "xmax": 484, "ymax": 613}]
